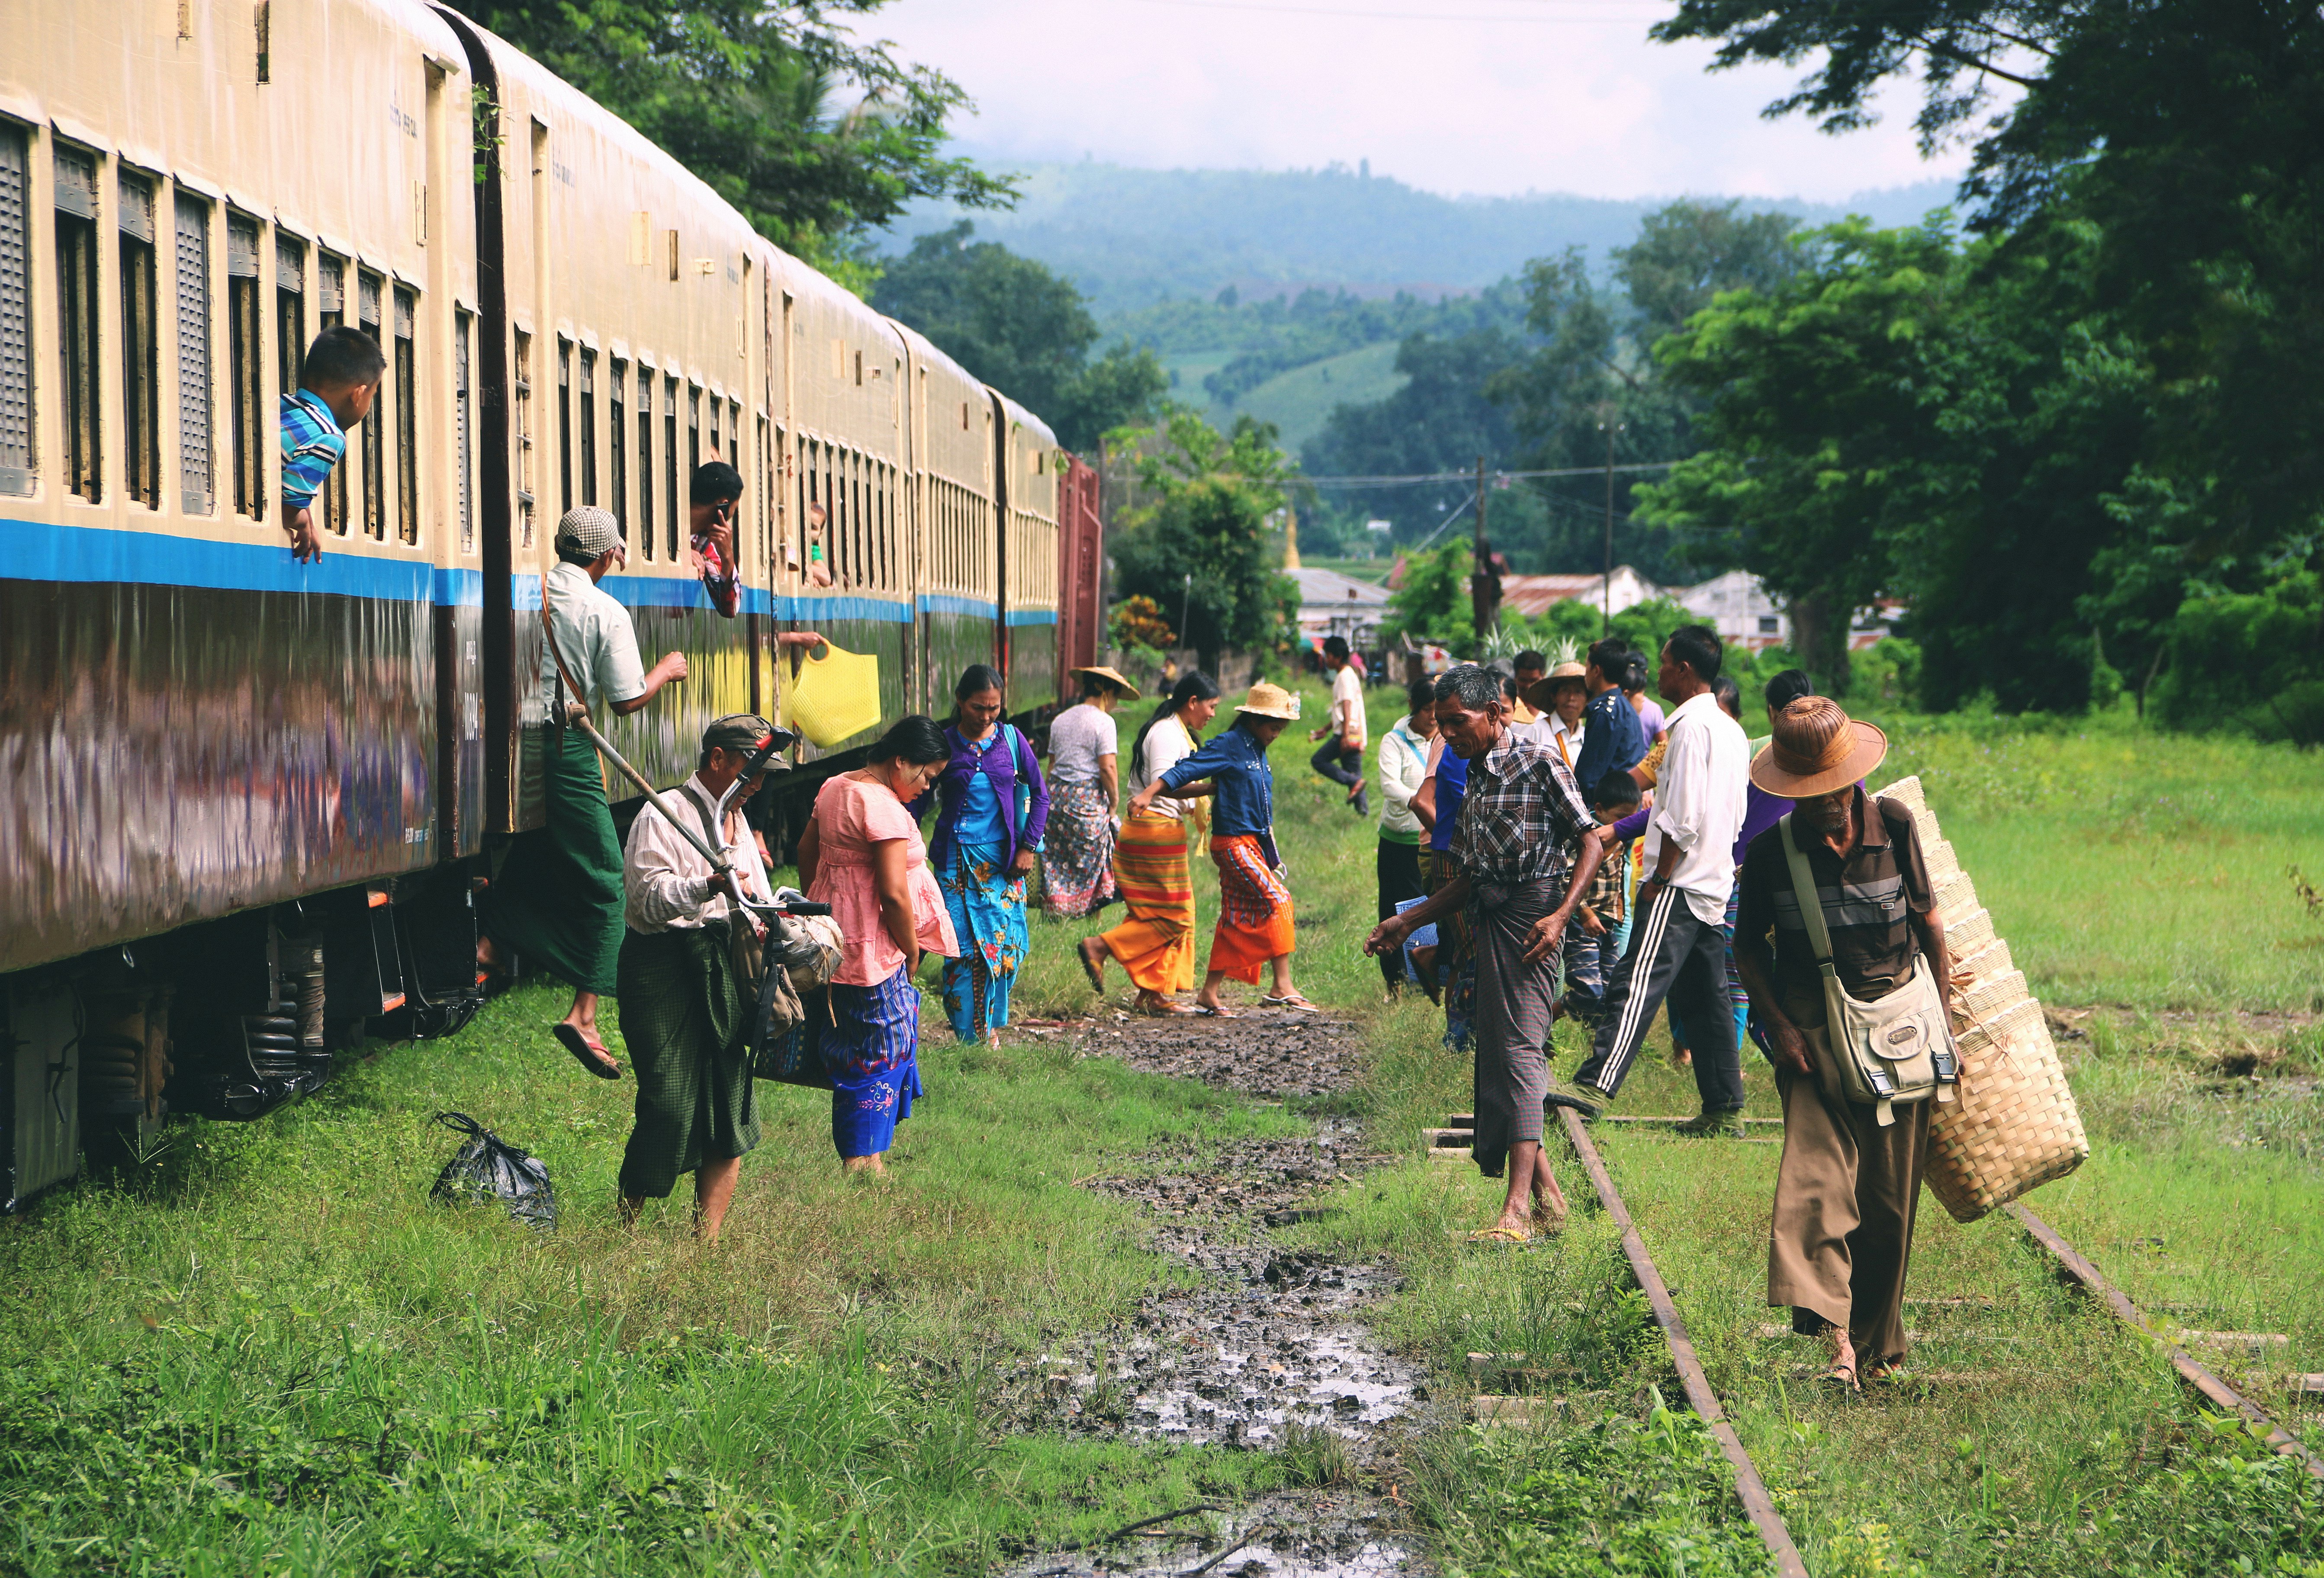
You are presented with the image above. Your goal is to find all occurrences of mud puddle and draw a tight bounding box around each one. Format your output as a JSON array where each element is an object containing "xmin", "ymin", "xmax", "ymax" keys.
[{"xmin": 997, "ymin": 1015, "xmax": 1441, "ymax": 1577}]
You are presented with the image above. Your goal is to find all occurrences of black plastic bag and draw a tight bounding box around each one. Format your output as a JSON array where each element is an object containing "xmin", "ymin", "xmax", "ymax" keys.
[{"xmin": 428, "ymin": 1111, "xmax": 558, "ymax": 1232}]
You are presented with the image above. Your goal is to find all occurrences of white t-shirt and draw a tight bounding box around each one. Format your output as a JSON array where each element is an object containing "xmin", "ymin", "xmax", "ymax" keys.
[
  {"xmin": 1328, "ymin": 664, "xmax": 1368, "ymax": 750},
  {"xmin": 539, "ymin": 560, "xmax": 646, "ymax": 712},
  {"xmin": 1135, "ymin": 712, "xmax": 1196, "ymax": 821},
  {"xmin": 1047, "ymin": 702, "xmax": 1119, "ymax": 787},
  {"xmin": 1643, "ymin": 690, "xmax": 1750, "ymax": 925}
]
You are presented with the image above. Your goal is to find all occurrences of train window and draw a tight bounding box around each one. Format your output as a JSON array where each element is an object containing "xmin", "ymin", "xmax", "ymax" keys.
[
  {"xmin": 454, "ymin": 308, "xmax": 473, "ymax": 554},
  {"xmin": 556, "ymin": 337, "xmax": 571, "ymax": 514},
  {"xmin": 172, "ymin": 191, "xmax": 211, "ymax": 514},
  {"xmin": 687, "ymin": 382, "xmax": 700, "ymax": 473},
  {"xmin": 55, "ymin": 145, "xmax": 101, "ymax": 503},
  {"xmin": 358, "ymin": 271, "xmax": 383, "ymax": 539},
  {"xmin": 853, "ymin": 350, "xmax": 862, "ymax": 388},
  {"xmin": 662, "ymin": 375, "xmax": 678, "ymax": 561},
  {"xmin": 315, "ymin": 255, "xmax": 345, "ymax": 534},
  {"xmin": 0, "ymin": 124, "xmax": 29, "ymax": 496},
  {"xmin": 393, "ymin": 286, "xmax": 416, "ymax": 544},
  {"xmin": 608, "ymin": 356, "xmax": 627, "ymax": 546},
  {"xmin": 226, "ymin": 210, "xmax": 263, "ymax": 517},
  {"xmin": 512, "ymin": 328, "xmax": 534, "ymax": 548},
  {"xmin": 758, "ymin": 415, "xmax": 771, "ymax": 577},
  {"xmin": 577, "ymin": 346, "xmax": 596, "ymax": 509},
  {"xmin": 118, "ymin": 170, "xmax": 159, "ymax": 509},
  {"xmin": 706, "ymin": 392, "xmax": 719, "ymax": 470},
  {"xmin": 727, "ymin": 398, "xmax": 740, "ymax": 467},
  {"xmin": 273, "ymin": 234, "xmax": 303, "ymax": 410},
  {"xmin": 634, "ymin": 362, "xmax": 652, "ymax": 558}
]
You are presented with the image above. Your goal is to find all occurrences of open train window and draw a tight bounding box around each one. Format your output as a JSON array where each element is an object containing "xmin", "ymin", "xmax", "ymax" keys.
[
  {"xmin": 454, "ymin": 308, "xmax": 473, "ymax": 554},
  {"xmin": 118, "ymin": 170, "xmax": 159, "ymax": 509},
  {"xmin": 172, "ymin": 191, "xmax": 211, "ymax": 514},
  {"xmin": 556, "ymin": 337, "xmax": 572, "ymax": 515},
  {"xmin": 577, "ymin": 346, "xmax": 596, "ymax": 509},
  {"xmin": 513, "ymin": 328, "xmax": 534, "ymax": 548},
  {"xmin": 727, "ymin": 397, "xmax": 740, "ymax": 468},
  {"xmin": 687, "ymin": 382, "xmax": 701, "ymax": 475},
  {"xmin": 706, "ymin": 391, "xmax": 719, "ymax": 471},
  {"xmin": 273, "ymin": 234, "xmax": 304, "ymax": 411},
  {"xmin": 608, "ymin": 356, "xmax": 627, "ymax": 546},
  {"xmin": 357, "ymin": 270, "xmax": 383, "ymax": 538},
  {"xmin": 315, "ymin": 254, "xmax": 346, "ymax": 533},
  {"xmin": 226, "ymin": 210, "xmax": 263, "ymax": 518},
  {"xmin": 662, "ymin": 374, "xmax": 678, "ymax": 561},
  {"xmin": 393, "ymin": 286, "xmax": 416, "ymax": 544},
  {"xmin": 55, "ymin": 145, "xmax": 101, "ymax": 503},
  {"xmin": 0, "ymin": 124, "xmax": 30, "ymax": 497},
  {"xmin": 634, "ymin": 362, "xmax": 652, "ymax": 558}
]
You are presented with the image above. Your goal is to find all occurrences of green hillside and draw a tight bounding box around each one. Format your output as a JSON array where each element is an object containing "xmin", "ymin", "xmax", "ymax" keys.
[{"xmin": 1228, "ymin": 340, "xmax": 1408, "ymax": 454}]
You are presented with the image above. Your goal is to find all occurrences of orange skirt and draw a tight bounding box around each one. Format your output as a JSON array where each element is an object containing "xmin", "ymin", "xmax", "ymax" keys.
[
  {"xmin": 1099, "ymin": 814, "xmax": 1197, "ymax": 994},
  {"xmin": 1207, "ymin": 832, "xmax": 1295, "ymax": 984}
]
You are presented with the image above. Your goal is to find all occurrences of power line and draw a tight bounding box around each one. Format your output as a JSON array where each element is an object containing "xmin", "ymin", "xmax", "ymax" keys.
[
  {"xmin": 1302, "ymin": 460, "xmax": 1679, "ymax": 488},
  {"xmin": 1130, "ymin": 0, "xmax": 1665, "ymax": 21}
]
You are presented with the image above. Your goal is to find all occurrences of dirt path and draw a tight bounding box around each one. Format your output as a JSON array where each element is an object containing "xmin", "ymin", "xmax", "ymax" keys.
[{"xmin": 998, "ymin": 1010, "xmax": 1438, "ymax": 1578}]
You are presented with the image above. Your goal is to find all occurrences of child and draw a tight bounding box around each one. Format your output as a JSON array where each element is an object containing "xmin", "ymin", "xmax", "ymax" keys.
[
  {"xmin": 278, "ymin": 326, "xmax": 385, "ymax": 563},
  {"xmin": 1561, "ymin": 770, "xmax": 1642, "ymax": 1029}
]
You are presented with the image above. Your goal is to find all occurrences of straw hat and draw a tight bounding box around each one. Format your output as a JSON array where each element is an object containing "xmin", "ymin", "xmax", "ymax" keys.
[
  {"xmin": 1750, "ymin": 696, "xmax": 1887, "ymax": 798},
  {"xmin": 1070, "ymin": 665, "xmax": 1143, "ymax": 701},
  {"xmin": 1519, "ymin": 660, "xmax": 1590, "ymax": 713},
  {"xmin": 1234, "ymin": 680, "xmax": 1302, "ymax": 721}
]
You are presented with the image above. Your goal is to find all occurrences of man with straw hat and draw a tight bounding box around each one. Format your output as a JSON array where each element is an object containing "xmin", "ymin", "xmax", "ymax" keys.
[
  {"xmin": 1131, "ymin": 681, "xmax": 1318, "ymax": 1014},
  {"xmin": 1733, "ymin": 696, "xmax": 1960, "ymax": 1390},
  {"xmin": 1042, "ymin": 665, "xmax": 1142, "ymax": 918},
  {"xmin": 478, "ymin": 506, "xmax": 689, "ymax": 1080}
]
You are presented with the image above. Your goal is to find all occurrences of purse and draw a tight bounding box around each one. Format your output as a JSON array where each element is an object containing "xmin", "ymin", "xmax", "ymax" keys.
[{"xmin": 1777, "ymin": 810, "xmax": 1958, "ymax": 1128}]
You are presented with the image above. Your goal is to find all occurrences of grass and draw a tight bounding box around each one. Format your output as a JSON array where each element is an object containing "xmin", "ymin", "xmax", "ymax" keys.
[{"xmin": 3, "ymin": 686, "xmax": 2321, "ymax": 1575}]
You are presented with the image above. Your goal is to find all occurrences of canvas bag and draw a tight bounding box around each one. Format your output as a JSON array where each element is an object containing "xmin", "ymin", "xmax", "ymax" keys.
[
  {"xmin": 1777, "ymin": 810, "xmax": 1959, "ymax": 1127},
  {"xmin": 679, "ymin": 783, "xmax": 766, "ymax": 996}
]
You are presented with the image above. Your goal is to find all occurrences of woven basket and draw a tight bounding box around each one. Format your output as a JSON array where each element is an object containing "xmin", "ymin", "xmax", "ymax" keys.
[
  {"xmin": 1877, "ymin": 775, "xmax": 2088, "ymax": 1222},
  {"xmin": 781, "ymin": 643, "xmax": 883, "ymax": 748}
]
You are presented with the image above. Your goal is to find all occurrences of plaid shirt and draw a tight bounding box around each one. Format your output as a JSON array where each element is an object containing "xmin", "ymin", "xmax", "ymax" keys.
[
  {"xmin": 1449, "ymin": 729, "xmax": 1600, "ymax": 892},
  {"xmin": 1579, "ymin": 831, "xmax": 1629, "ymax": 924},
  {"xmin": 277, "ymin": 390, "xmax": 345, "ymax": 508}
]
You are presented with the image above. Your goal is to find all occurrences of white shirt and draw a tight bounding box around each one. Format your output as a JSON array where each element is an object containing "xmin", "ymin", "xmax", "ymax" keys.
[
  {"xmin": 540, "ymin": 561, "xmax": 646, "ymax": 712},
  {"xmin": 1548, "ymin": 715, "xmax": 1585, "ymax": 768},
  {"xmin": 623, "ymin": 772, "xmax": 775, "ymax": 933},
  {"xmin": 1047, "ymin": 702, "xmax": 1119, "ymax": 787},
  {"xmin": 1134, "ymin": 712, "xmax": 1197, "ymax": 821},
  {"xmin": 1328, "ymin": 664, "xmax": 1367, "ymax": 750},
  {"xmin": 1375, "ymin": 719, "xmax": 1430, "ymax": 838},
  {"xmin": 1508, "ymin": 712, "xmax": 1557, "ymax": 750},
  {"xmin": 1643, "ymin": 690, "xmax": 1750, "ymax": 925}
]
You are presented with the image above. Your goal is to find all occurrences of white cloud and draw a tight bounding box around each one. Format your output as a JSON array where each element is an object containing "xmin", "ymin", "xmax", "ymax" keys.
[{"xmin": 864, "ymin": 0, "xmax": 1968, "ymax": 200}]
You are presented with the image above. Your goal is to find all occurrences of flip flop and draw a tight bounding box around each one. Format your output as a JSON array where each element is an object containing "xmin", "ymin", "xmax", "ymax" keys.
[
  {"xmin": 1193, "ymin": 1003, "xmax": 1240, "ymax": 1018},
  {"xmin": 1259, "ymin": 994, "xmax": 1322, "ymax": 1013},
  {"xmin": 553, "ymin": 1022, "xmax": 622, "ymax": 1081},
  {"xmin": 1135, "ymin": 999, "xmax": 1199, "ymax": 1017},
  {"xmin": 1466, "ymin": 1225, "xmax": 1532, "ymax": 1245}
]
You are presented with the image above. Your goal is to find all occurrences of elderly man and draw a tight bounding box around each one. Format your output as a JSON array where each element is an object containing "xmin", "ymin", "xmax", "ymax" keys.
[
  {"xmin": 1734, "ymin": 696, "xmax": 1958, "ymax": 1389},
  {"xmin": 1562, "ymin": 625, "xmax": 1750, "ymax": 1132},
  {"xmin": 615, "ymin": 713, "xmax": 785, "ymax": 1240},
  {"xmin": 1367, "ymin": 665, "xmax": 1604, "ymax": 1242}
]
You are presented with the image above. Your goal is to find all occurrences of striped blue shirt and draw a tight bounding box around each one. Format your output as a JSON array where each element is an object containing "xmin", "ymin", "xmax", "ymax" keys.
[{"xmin": 278, "ymin": 390, "xmax": 345, "ymax": 508}]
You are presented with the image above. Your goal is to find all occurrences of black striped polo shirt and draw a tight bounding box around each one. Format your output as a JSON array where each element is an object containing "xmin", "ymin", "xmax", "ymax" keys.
[{"xmin": 1735, "ymin": 789, "xmax": 1935, "ymax": 1004}]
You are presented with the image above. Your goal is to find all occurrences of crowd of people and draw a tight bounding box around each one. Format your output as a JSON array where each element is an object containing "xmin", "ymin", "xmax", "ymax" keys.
[{"xmin": 488, "ymin": 507, "xmax": 1957, "ymax": 1385}]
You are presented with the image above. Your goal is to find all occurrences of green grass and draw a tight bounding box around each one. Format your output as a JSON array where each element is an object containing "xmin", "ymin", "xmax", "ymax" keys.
[{"xmin": 4, "ymin": 691, "xmax": 2320, "ymax": 1575}]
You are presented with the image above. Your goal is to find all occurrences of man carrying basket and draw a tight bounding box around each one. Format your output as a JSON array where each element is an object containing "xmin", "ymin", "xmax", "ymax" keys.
[{"xmin": 1733, "ymin": 697, "xmax": 1964, "ymax": 1391}]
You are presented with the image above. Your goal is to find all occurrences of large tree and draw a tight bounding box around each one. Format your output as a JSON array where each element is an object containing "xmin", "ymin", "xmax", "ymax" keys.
[
  {"xmin": 869, "ymin": 223, "xmax": 1167, "ymax": 453},
  {"xmin": 444, "ymin": 0, "xmax": 1015, "ymax": 286}
]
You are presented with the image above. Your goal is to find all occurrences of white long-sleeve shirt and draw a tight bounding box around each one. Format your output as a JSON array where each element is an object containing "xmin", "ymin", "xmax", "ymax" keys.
[
  {"xmin": 1375, "ymin": 718, "xmax": 1430, "ymax": 839},
  {"xmin": 1643, "ymin": 690, "xmax": 1749, "ymax": 925},
  {"xmin": 622, "ymin": 772, "xmax": 775, "ymax": 933}
]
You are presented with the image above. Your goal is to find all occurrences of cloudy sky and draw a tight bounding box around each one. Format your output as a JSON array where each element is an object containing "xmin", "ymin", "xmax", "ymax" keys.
[{"xmin": 868, "ymin": 0, "xmax": 1970, "ymax": 202}]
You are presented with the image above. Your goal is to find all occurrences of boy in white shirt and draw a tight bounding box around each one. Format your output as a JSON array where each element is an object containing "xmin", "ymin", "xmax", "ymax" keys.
[{"xmin": 1307, "ymin": 635, "xmax": 1369, "ymax": 815}]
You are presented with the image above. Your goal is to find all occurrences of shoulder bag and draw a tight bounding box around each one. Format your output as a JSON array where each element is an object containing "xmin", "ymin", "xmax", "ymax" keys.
[{"xmin": 1777, "ymin": 810, "xmax": 1958, "ymax": 1127}]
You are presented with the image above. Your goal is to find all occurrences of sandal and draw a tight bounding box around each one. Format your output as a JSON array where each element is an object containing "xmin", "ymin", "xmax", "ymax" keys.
[
  {"xmin": 1193, "ymin": 1003, "xmax": 1240, "ymax": 1018},
  {"xmin": 1135, "ymin": 997, "xmax": 1199, "ymax": 1017},
  {"xmin": 1820, "ymin": 1332, "xmax": 1861, "ymax": 1392},
  {"xmin": 1259, "ymin": 994, "xmax": 1322, "ymax": 1014},
  {"xmin": 553, "ymin": 1022, "xmax": 622, "ymax": 1081},
  {"xmin": 1467, "ymin": 1225, "xmax": 1532, "ymax": 1245}
]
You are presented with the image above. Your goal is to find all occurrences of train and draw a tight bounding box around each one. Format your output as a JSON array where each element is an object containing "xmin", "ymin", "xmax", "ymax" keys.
[{"xmin": 0, "ymin": 0, "xmax": 1110, "ymax": 1209}]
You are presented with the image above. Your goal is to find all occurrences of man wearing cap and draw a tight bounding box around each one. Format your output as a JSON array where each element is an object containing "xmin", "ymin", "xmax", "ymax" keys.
[
  {"xmin": 616, "ymin": 713, "xmax": 782, "ymax": 1240},
  {"xmin": 1734, "ymin": 696, "xmax": 1958, "ymax": 1388},
  {"xmin": 479, "ymin": 507, "xmax": 689, "ymax": 1079}
]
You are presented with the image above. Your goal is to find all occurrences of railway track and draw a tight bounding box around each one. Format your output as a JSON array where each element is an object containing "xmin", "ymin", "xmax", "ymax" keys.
[{"xmin": 1535, "ymin": 1106, "xmax": 2321, "ymax": 1578}]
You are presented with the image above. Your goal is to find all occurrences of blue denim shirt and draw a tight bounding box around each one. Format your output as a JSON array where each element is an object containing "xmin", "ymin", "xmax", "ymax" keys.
[
  {"xmin": 1158, "ymin": 721, "xmax": 1275, "ymax": 837},
  {"xmin": 1572, "ymin": 684, "xmax": 1647, "ymax": 806}
]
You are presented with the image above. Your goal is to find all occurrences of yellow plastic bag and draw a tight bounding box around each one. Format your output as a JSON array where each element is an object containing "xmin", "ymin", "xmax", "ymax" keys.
[{"xmin": 782, "ymin": 642, "xmax": 882, "ymax": 747}]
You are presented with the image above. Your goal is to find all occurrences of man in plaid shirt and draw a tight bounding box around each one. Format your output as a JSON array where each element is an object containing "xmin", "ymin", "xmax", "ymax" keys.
[{"xmin": 1367, "ymin": 664, "xmax": 1604, "ymax": 1244}]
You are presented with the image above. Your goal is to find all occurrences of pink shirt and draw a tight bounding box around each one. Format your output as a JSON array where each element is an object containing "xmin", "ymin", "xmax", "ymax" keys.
[{"xmin": 807, "ymin": 775, "xmax": 958, "ymax": 985}]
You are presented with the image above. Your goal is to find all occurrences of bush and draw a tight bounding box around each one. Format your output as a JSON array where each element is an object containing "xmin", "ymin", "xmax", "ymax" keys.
[{"xmin": 2152, "ymin": 569, "xmax": 2324, "ymax": 746}]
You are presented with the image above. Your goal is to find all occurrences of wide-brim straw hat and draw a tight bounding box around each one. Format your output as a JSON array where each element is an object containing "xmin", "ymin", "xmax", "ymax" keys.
[
  {"xmin": 1070, "ymin": 665, "xmax": 1142, "ymax": 701},
  {"xmin": 1519, "ymin": 660, "xmax": 1590, "ymax": 713},
  {"xmin": 1751, "ymin": 696, "xmax": 1888, "ymax": 798},
  {"xmin": 1234, "ymin": 680, "xmax": 1302, "ymax": 721}
]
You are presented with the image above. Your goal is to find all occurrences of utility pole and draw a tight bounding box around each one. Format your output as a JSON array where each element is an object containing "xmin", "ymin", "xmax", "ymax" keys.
[
  {"xmin": 1471, "ymin": 453, "xmax": 1498, "ymax": 641},
  {"xmin": 1599, "ymin": 417, "xmax": 1624, "ymax": 635}
]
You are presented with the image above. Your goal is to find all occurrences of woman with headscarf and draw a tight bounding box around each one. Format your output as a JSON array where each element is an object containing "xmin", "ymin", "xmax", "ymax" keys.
[
  {"xmin": 1041, "ymin": 667, "xmax": 1141, "ymax": 917},
  {"xmin": 1079, "ymin": 671, "xmax": 1220, "ymax": 1015},
  {"xmin": 907, "ymin": 665, "xmax": 1050, "ymax": 1048},
  {"xmin": 797, "ymin": 716, "xmax": 959, "ymax": 1173}
]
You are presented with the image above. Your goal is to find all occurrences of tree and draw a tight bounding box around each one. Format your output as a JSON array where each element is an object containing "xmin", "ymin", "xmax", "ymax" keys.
[
  {"xmin": 2151, "ymin": 571, "xmax": 2324, "ymax": 747},
  {"xmin": 1381, "ymin": 542, "xmax": 1476, "ymax": 652},
  {"xmin": 1108, "ymin": 413, "xmax": 1299, "ymax": 675},
  {"xmin": 870, "ymin": 223, "xmax": 1167, "ymax": 452},
  {"xmin": 445, "ymin": 0, "xmax": 1015, "ymax": 289}
]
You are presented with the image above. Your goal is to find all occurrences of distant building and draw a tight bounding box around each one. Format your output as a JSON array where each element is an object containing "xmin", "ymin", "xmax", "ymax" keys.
[
  {"xmin": 1849, "ymin": 598, "xmax": 1907, "ymax": 650},
  {"xmin": 1288, "ymin": 566, "xmax": 1391, "ymax": 648},
  {"xmin": 1499, "ymin": 566, "xmax": 1663, "ymax": 621},
  {"xmin": 1671, "ymin": 569, "xmax": 1790, "ymax": 653}
]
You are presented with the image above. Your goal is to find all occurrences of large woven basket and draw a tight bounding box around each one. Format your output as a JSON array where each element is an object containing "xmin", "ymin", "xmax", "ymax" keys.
[{"xmin": 1878, "ymin": 775, "xmax": 2089, "ymax": 1222}]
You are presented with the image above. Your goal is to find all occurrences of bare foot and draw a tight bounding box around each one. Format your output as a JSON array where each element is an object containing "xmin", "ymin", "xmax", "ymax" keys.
[
  {"xmin": 842, "ymin": 1154, "xmax": 888, "ymax": 1177},
  {"xmin": 1077, "ymin": 936, "xmax": 1107, "ymax": 991}
]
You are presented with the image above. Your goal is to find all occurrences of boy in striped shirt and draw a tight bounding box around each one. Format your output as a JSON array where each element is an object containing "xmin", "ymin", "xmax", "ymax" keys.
[{"xmin": 278, "ymin": 327, "xmax": 384, "ymax": 563}]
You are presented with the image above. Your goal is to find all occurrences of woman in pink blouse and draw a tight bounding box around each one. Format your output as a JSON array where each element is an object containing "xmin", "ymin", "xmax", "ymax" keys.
[{"xmin": 798, "ymin": 716, "xmax": 958, "ymax": 1173}]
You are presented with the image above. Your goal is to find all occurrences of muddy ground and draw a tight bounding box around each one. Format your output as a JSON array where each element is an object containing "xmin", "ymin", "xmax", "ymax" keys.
[{"xmin": 996, "ymin": 1009, "xmax": 1445, "ymax": 1578}]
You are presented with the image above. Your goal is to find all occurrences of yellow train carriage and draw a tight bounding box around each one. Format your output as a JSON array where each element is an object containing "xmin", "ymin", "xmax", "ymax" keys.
[
  {"xmin": 994, "ymin": 394, "xmax": 1062, "ymax": 712},
  {"xmin": 897, "ymin": 322, "xmax": 1000, "ymax": 716}
]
